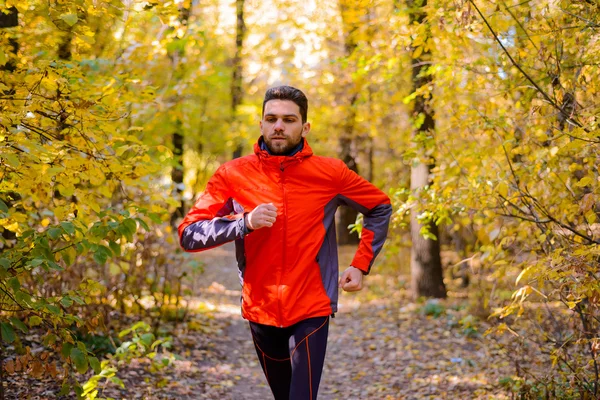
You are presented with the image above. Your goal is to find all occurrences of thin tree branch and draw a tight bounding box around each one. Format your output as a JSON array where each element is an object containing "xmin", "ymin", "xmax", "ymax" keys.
[
  {"xmin": 559, "ymin": 7, "xmax": 600, "ymax": 28},
  {"xmin": 469, "ymin": 0, "xmax": 589, "ymax": 133}
]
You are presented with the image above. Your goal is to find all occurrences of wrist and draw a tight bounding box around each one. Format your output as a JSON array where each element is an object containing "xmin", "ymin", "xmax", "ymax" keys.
[
  {"xmin": 350, "ymin": 265, "xmax": 367, "ymax": 275},
  {"xmin": 244, "ymin": 213, "xmax": 255, "ymax": 231}
]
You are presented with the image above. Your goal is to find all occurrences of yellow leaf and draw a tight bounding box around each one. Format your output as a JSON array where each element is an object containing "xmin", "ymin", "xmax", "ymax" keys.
[
  {"xmin": 580, "ymin": 193, "xmax": 595, "ymax": 213},
  {"xmin": 515, "ymin": 266, "xmax": 533, "ymax": 285},
  {"xmin": 575, "ymin": 176, "xmax": 593, "ymax": 188},
  {"xmin": 412, "ymin": 46, "xmax": 423, "ymax": 59},
  {"xmin": 496, "ymin": 182, "xmax": 508, "ymax": 198},
  {"xmin": 3, "ymin": 154, "xmax": 20, "ymax": 168},
  {"xmin": 3, "ymin": 221, "xmax": 19, "ymax": 232},
  {"xmin": 60, "ymin": 13, "xmax": 78, "ymax": 26},
  {"xmin": 566, "ymin": 301, "xmax": 578, "ymax": 310},
  {"xmin": 585, "ymin": 210, "xmax": 597, "ymax": 224}
]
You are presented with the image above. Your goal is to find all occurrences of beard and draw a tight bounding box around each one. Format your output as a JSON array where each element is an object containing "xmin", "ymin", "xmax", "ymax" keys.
[{"xmin": 264, "ymin": 135, "xmax": 303, "ymax": 155}]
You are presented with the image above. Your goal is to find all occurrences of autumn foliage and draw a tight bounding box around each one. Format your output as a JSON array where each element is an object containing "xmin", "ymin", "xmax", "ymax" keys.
[{"xmin": 0, "ymin": 0, "xmax": 599, "ymax": 398}]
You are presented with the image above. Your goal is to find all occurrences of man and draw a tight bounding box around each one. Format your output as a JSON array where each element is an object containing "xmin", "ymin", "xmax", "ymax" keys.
[{"xmin": 178, "ymin": 86, "xmax": 392, "ymax": 400}]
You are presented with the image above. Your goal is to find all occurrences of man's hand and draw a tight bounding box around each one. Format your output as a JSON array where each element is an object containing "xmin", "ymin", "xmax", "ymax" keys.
[
  {"xmin": 247, "ymin": 203, "xmax": 278, "ymax": 230},
  {"xmin": 339, "ymin": 266, "xmax": 364, "ymax": 292}
]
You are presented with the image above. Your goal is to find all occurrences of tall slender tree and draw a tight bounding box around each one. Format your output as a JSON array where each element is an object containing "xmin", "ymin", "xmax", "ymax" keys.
[
  {"xmin": 169, "ymin": 2, "xmax": 192, "ymax": 226},
  {"xmin": 0, "ymin": 8, "xmax": 19, "ymax": 397},
  {"xmin": 337, "ymin": 0, "xmax": 368, "ymax": 245},
  {"xmin": 231, "ymin": 0, "xmax": 246, "ymax": 159},
  {"xmin": 406, "ymin": 0, "xmax": 446, "ymax": 299}
]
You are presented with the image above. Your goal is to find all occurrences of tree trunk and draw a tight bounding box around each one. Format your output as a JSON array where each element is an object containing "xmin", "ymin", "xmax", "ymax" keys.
[
  {"xmin": 337, "ymin": 131, "xmax": 360, "ymax": 245},
  {"xmin": 0, "ymin": 9, "xmax": 18, "ymax": 398},
  {"xmin": 169, "ymin": 4, "xmax": 191, "ymax": 227},
  {"xmin": 410, "ymin": 164, "xmax": 446, "ymax": 298},
  {"xmin": 231, "ymin": 0, "xmax": 245, "ymax": 159},
  {"xmin": 0, "ymin": 7, "xmax": 19, "ymax": 248},
  {"xmin": 0, "ymin": 6, "xmax": 18, "ymax": 74},
  {"xmin": 337, "ymin": 0, "xmax": 365, "ymax": 245},
  {"xmin": 407, "ymin": 0, "xmax": 446, "ymax": 299}
]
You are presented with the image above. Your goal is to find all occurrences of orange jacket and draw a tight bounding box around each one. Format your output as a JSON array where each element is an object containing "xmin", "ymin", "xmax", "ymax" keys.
[{"xmin": 179, "ymin": 138, "xmax": 392, "ymax": 327}]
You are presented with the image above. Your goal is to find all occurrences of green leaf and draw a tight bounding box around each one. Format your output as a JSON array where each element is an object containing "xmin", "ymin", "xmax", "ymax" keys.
[
  {"xmin": 110, "ymin": 377, "xmax": 125, "ymax": 389},
  {"xmin": 60, "ymin": 221, "xmax": 75, "ymax": 235},
  {"xmin": 43, "ymin": 333, "xmax": 58, "ymax": 347},
  {"xmin": 88, "ymin": 356, "xmax": 101, "ymax": 374},
  {"xmin": 60, "ymin": 13, "xmax": 78, "ymax": 26},
  {"xmin": 59, "ymin": 383, "xmax": 70, "ymax": 396},
  {"xmin": 1, "ymin": 322, "xmax": 16, "ymax": 343},
  {"xmin": 71, "ymin": 348, "xmax": 89, "ymax": 374},
  {"xmin": 29, "ymin": 316, "xmax": 43, "ymax": 327},
  {"xmin": 61, "ymin": 246, "xmax": 76, "ymax": 266},
  {"xmin": 46, "ymin": 304, "xmax": 61, "ymax": 315},
  {"xmin": 8, "ymin": 277, "xmax": 20, "ymax": 291},
  {"xmin": 61, "ymin": 342, "xmax": 74, "ymax": 358},
  {"xmin": 135, "ymin": 218, "xmax": 150, "ymax": 231},
  {"xmin": 47, "ymin": 227, "xmax": 62, "ymax": 240},
  {"xmin": 120, "ymin": 218, "xmax": 137, "ymax": 241},
  {"xmin": 61, "ymin": 296, "xmax": 73, "ymax": 308},
  {"xmin": 149, "ymin": 213, "xmax": 163, "ymax": 224},
  {"xmin": 47, "ymin": 261, "xmax": 64, "ymax": 271},
  {"xmin": 0, "ymin": 258, "xmax": 10, "ymax": 270},
  {"xmin": 29, "ymin": 258, "xmax": 45, "ymax": 267},
  {"xmin": 109, "ymin": 241, "xmax": 121, "ymax": 257},
  {"xmin": 0, "ymin": 199, "xmax": 8, "ymax": 213},
  {"xmin": 93, "ymin": 246, "xmax": 110, "ymax": 265},
  {"xmin": 9, "ymin": 317, "xmax": 29, "ymax": 333},
  {"xmin": 15, "ymin": 290, "xmax": 33, "ymax": 307},
  {"xmin": 140, "ymin": 333, "xmax": 154, "ymax": 348}
]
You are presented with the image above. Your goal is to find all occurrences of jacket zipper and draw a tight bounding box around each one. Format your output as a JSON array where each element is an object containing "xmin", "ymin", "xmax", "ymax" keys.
[{"xmin": 278, "ymin": 161, "xmax": 287, "ymax": 327}]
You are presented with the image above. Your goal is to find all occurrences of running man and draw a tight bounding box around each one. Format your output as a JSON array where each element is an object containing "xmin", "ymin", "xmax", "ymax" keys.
[{"xmin": 178, "ymin": 85, "xmax": 392, "ymax": 400}]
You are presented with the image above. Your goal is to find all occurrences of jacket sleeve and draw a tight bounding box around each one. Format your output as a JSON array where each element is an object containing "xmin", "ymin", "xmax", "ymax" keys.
[
  {"xmin": 177, "ymin": 166, "xmax": 250, "ymax": 252},
  {"xmin": 336, "ymin": 161, "xmax": 392, "ymax": 274}
]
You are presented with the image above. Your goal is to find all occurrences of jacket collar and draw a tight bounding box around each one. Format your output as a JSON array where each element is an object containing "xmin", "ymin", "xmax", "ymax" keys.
[{"xmin": 254, "ymin": 137, "xmax": 313, "ymax": 167}]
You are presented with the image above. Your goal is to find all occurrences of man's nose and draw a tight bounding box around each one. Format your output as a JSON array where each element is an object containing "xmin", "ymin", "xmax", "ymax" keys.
[{"xmin": 273, "ymin": 119, "xmax": 285, "ymax": 131}]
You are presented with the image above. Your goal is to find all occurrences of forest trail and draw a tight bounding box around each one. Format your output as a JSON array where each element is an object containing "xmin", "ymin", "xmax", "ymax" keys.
[
  {"xmin": 7, "ymin": 244, "xmax": 513, "ymax": 399},
  {"xmin": 136, "ymin": 243, "xmax": 514, "ymax": 400}
]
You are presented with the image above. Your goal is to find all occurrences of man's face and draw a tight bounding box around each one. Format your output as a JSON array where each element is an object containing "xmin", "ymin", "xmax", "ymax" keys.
[{"xmin": 260, "ymin": 100, "xmax": 310, "ymax": 155}]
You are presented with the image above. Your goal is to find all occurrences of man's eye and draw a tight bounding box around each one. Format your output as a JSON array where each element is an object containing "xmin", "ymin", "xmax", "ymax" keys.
[{"xmin": 284, "ymin": 119, "xmax": 295, "ymax": 123}]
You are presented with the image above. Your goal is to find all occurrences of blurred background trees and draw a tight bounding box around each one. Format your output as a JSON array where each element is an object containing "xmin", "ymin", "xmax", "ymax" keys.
[{"xmin": 0, "ymin": 0, "xmax": 598, "ymax": 397}]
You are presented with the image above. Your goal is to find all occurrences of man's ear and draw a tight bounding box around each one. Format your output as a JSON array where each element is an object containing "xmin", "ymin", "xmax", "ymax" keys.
[{"xmin": 302, "ymin": 122, "xmax": 311, "ymax": 137}]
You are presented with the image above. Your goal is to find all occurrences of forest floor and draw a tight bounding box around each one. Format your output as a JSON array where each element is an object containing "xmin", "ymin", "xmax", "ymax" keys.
[{"xmin": 8, "ymin": 244, "xmax": 517, "ymax": 399}]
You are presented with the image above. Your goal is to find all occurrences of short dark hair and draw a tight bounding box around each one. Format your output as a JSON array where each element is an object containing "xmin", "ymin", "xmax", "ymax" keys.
[{"xmin": 262, "ymin": 85, "xmax": 308, "ymax": 123}]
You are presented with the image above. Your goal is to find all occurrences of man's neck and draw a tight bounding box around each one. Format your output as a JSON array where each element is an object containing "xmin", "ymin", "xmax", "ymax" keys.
[{"xmin": 261, "ymin": 139, "xmax": 304, "ymax": 156}]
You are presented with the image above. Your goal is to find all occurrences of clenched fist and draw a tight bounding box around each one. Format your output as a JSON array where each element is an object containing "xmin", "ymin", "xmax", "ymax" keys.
[
  {"xmin": 247, "ymin": 203, "xmax": 278, "ymax": 230},
  {"xmin": 339, "ymin": 266, "xmax": 364, "ymax": 292}
]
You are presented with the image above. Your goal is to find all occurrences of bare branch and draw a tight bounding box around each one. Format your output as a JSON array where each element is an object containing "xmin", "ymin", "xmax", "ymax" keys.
[{"xmin": 469, "ymin": 0, "xmax": 589, "ymax": 133}]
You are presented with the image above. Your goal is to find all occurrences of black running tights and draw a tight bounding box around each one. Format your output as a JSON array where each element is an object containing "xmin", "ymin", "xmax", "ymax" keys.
[{"xmin": 249, "ymin": 316, "xmax": 329, "ymax": 400}]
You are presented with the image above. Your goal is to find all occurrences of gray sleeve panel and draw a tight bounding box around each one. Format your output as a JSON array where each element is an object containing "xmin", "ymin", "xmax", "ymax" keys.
[
  {"xmin": 181, "ymin": 198, "xmax": 250, "ymax": 251},
  {"xmin": 235, "ymin": 238, "xmax": 246, "ymax": 286},
  {"xmin": 336, "ymin": 195, "xmax": 393, "ymax": 273},
  {"xmin": 316, "ymin": 198, "xmax": 341, "ymax": 313},
  {"xmin": 363, "ymin": 202, "xmax": 393, "ymax": 272}
]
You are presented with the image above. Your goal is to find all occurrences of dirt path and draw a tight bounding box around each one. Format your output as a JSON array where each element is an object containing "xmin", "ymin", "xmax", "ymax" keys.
[{"xmin": 164, "ymin": 244, "xmax": 513, "ymax": 400}]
